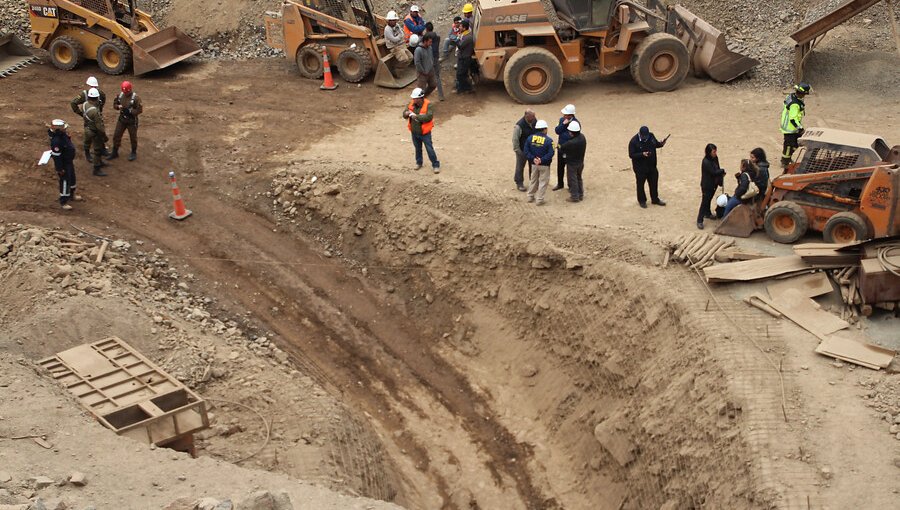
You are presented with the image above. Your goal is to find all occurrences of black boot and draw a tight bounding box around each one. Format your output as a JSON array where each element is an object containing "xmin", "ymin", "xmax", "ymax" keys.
[
  {"xmin": 84, "ymin": 148, "xmax": 93, "ymax": 163},
  {"xmin": 93, "ymin": 165, "xmax": 107, "ymax": 177},
  {"xmin": 127, "ymin": 151, "xmax": 136, "ymax": 161},
  {"xmin": 107, "ymin": 147, "xmax": 119, "ymax": 160}
]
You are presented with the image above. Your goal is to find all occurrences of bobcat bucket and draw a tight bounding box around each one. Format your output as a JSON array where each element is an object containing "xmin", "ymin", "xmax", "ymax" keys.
[
  {"xmin": 0, "ymin": 33, "xmax": 37, "ymax": 78},
  {"xmin": 132, "ymin": 27, "xmax": 202, "ymax": 76},
  {"xmin": 373, "ymin": 53, "xmax": 417, "ymax": 88},
  {"xmin": 672, "ymin": 5, "xmax": 759, "ymax": 82},
  {"xmin": 714, "ymin": 204, "xmax": 757, "ymax": 238}
]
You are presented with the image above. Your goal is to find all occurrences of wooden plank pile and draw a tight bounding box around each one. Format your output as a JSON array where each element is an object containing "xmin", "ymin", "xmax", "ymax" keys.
[
  {"xmin": 668, "ymin": 233, "xmax": 736, "ymax": 268},
  {"xmin": 685, "ymin": 237, "xmax": 900, "ymax": 370}
]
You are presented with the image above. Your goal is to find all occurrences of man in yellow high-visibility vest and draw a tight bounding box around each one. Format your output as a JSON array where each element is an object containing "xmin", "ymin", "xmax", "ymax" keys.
[{"xmin": 780, "ymin": 82, "xmax": 811, "ymax": 167}]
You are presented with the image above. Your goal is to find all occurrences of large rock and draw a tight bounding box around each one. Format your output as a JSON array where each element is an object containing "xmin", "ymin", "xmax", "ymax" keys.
[{"xmin": 236, "ymin": 491, "xmax": 293, "ymax": 510}]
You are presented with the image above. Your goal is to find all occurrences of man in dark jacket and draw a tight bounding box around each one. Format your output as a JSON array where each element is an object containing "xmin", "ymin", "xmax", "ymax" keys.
[
  {"xmin": 48, "ymin": 119, "xmax": 81, "ymax": 210},
  {"xmin": 560, "ymin": 121, "xmax": 586, "ymax": 202},
  {"xmin": 553, "ymin": 104, "xmax": 578, "ymax": 190},
  {"xmin": 524, "ymin": 120, "xmax": 554, "ymax": 205},
  {"xmin": 628, "ymin": 125, "xmax": 667, "ymax": 208},
  {"xmin": 512, "ymin": 109, "xmax": 536, "ymax": 191},
  {"xmin": 455, "ymin": 20, "xmax": 474, "ymax": 93}
]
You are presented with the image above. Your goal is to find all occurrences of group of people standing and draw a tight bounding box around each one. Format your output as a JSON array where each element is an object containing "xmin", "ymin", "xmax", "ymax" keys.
[
  {"xmin": 383, "ymin": 4, "xmax": 477, "ymax": 101},
  {"xmin": 46, "ymin": 75, "xmax": 143, "ymax": 209},
  {"xmin": 512, "ymin": 105, "xmax": 587, "ymax": 205}
]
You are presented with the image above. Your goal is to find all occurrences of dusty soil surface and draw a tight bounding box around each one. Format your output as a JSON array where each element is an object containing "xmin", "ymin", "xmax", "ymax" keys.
[{"xmin": 0, "ymin": 13, "xmax": 899, "ymax": 510}]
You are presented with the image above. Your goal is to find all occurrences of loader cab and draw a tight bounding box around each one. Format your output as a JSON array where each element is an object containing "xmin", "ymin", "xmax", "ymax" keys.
[{"xmin": 551, "ymin": 0, "xmax": 616, "ymax": 30}]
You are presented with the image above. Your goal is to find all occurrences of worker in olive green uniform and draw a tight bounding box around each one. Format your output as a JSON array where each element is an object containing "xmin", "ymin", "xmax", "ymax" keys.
[
  {"xmin": 82, "ymin": 88, "xmax": 108, "ymax": 177},
  {"xmin": 70, "ymin": 76, "xmax": 107, "ymax": 163},
  {"xmin": 780, "ymin": 82, "xmax": 810, "ymax": 167},
  {"xmin": 108, "ymin": 81, "xmax": 143, "ymax": 161}
]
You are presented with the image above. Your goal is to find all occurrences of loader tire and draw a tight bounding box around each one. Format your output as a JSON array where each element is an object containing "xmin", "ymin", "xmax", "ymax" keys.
[
  {"xmin": 296, "ymin": 44, "xmax": 325, "ymax": 79},
  {"xmin": 503, "ymin": 47, "xmax": 563, "ymax": 104},
  {"xmin": 96, "ymin": 39, "xmax": 132, "ymax": 75},
  {"xmin": 337, "ymin": 46, "xmax": 372, "ymax": 83},
  {"xmin": 630, "ymin": 33, "xmax": 690, "ymax": 93},
  {"xmin": 764, "ymin": 201, "xmax": 808, "ymax": 244},
  {"xmin": 49, "ymin": 36, "xmax": 84, "ymax": 71},
  {"xmin": 823, "ymin": 211, "xmax": 869, "ymax": 244}
]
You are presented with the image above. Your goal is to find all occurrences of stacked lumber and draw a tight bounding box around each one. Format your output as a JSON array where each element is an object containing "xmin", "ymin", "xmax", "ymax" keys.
[
  {"xmin": 668, "ymin": 233, "xmax": 735, "ymax": 269},
  {"xmin": 793, "ymin": 242, "xmax": 861, "ymax": 267}
]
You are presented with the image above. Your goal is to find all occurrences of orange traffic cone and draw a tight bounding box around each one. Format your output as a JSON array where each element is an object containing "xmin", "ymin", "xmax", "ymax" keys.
[
  {"xmin": 320, "ymin": 48, "xmax": 338, "ymax": 90},
  {"xmin": 168, "ymin": 171, "xmax": 192, "ymax": 220}
]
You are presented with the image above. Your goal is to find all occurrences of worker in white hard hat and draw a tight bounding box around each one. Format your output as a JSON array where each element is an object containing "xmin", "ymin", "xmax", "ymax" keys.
[
  {"xmin": 408, "ymin": 33, "xmax": 420, "ymax": 55},
  {"xmin": 384, "ymin": 10, "xmax": 412, "ymax": 67},
  {"xmin": 70, "ymin": 76, "xmax": 108, "ymax": 163},
  {"xmin": 402, "ymin": 87, "xmax": 440, "ymax": 173},
  {"xmin": 47, "ymin": 119, "xmax": 82, "ymax": 209},
  {"xmin": 553, "ymin": 104, "xmax": 579, "ymax": 191},
  {"xmin": 403, "ymin": 5, "xmax": 426, "ymax": 43},
  {"xmin": 560, "ymin": 120, "xmax": 587, "ymax": 202},
  {"xmin": 524, "ymin": 120, "xmax": 555, "ymax": 205},
  {"xmin": 82, "ymin": 88, "xmax": 109, "ymax": 176}
]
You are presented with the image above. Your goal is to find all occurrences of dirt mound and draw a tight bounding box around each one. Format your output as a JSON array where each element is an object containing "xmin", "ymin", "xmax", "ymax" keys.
[{"xmin": 0, "ymin": 222, "xmax": 401, "ymax": 508}]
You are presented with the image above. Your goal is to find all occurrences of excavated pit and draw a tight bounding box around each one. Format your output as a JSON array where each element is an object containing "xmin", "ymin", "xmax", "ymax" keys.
[{"xmin": 254, "ymin": 162, "xmax": 771, "ymax": 509}]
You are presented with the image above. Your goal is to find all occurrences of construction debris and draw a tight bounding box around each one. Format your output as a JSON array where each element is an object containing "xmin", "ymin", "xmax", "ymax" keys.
[
  {"xmin": 669, "ymin": 233, "xmax": 735, "ymax": 268},
  {"xmin": 703, "ymin": 255, "xmax": 812, "ymax": 282},
  {"xmin": 815, "ymin": 334, "xmax": 896, "ymax": 370}
]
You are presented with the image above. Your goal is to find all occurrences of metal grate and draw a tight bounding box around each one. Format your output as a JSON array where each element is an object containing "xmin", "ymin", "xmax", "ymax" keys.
[
  {"xmin": 77, "ymin": 0, "xmax": 112, "ymax": 17},
  {"xmin": 801, "ymin": 147, "xmax": 860, "ymax": 173}
]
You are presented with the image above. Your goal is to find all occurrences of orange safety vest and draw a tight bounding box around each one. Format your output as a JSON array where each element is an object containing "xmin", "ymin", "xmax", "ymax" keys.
[
  {"xmin": 407, "ymin": 99, "xmax": 433, "ymax": 135},
  {"xmin": 403, "ymin": 14, "xmax": 418, "ymax": 42}
]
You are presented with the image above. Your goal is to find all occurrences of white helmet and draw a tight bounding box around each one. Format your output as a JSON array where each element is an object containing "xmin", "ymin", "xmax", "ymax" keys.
[
  {"xmin": 51, "ymin": 119, "xmax": 67, "ymax": 129},
  {"xmin": 567, "ymin": 120, "xmax": 581, "ymax": 132},
  {"xmin": 535, "ymin": 120, "xmax": 548, "ymax": 130},
  {"xmin": 561, "ymin": 104, "xmax": 576, "ymax": 115},
  {"xmin": 410, "ymin": 5, "xmax": 420, "ymax": 12},
  {"xmin": 86, "ymin": 76, "xmax": 99, "ymax": 87},
  {"xmin": 87, "ymin": 87, "xmax": 100, "ymax": 99},
  {"xmin": 410, "ymin": 87, "xmax": 425, "ymax": 99},
  {"xmin": 386, "ymin": 10, "xmax": 399, "ymax": 20},
  {"xmin": 716, "ymin": 194, "xmax": 729, "ymax": 208},
  {"xmin": 409, "ymin": 34, "xmax": 419, "ymax": 47}
]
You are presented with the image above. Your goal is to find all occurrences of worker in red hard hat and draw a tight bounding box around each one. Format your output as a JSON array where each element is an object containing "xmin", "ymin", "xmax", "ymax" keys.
[{"xmin": 109, "ymin": 80, "xmax": 143, "ymax": 161}]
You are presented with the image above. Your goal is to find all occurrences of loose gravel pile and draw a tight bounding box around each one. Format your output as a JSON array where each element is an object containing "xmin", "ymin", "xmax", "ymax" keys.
[{"xmin": 1, "ymin": 0, "xmax": 896, "ymax": 87}]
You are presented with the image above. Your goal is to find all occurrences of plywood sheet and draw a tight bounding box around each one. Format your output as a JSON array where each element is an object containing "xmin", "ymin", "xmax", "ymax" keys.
[
  {"xmin": 767, "ymin": 272, "xmax": 834, "ymax": 300},
  {"xmin": 703, "ymin": 255, "xmax": 812, "ymax": 282},
  {"xmin": 816, "ymin": 334, "xmax": 895, "ymax": 369},
  {"xmin": 760, "ymin": 289, "xmax": 849, "ymax": 340}
]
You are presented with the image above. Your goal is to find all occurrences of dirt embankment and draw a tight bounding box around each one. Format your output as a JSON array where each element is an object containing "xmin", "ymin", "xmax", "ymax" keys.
[{"xmin": 253, "ymin": 162, "xmax": 767, "ymax": 509}]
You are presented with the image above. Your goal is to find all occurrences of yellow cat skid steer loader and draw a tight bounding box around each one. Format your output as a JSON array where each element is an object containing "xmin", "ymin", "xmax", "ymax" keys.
[
  {"xmin": 27, "ymin": 0, "xmax": 201, "ymax": 75},
  {"xmin": 265, "ymin": 0, "xmax": 417, "ymax": 88}
]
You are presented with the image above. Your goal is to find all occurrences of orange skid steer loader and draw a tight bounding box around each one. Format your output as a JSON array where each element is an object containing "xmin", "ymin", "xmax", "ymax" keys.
[
  {"xmin": 716, "ymin": 128, "xmax": 900, "ymax": 244},
  {"xmin": 265, "ymin": 0, "xmax": 417, "ymax": 88},
  {"xmin": 27, "ymin": 0, "xmax": 201, "ymax": 75}
]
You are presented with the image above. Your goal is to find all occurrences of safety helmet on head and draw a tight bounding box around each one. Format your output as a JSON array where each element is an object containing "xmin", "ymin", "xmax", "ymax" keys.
[
  {"xmin": 410, "ymin": 87, "xmax": 425, "ymax": 99},
  {"xmin": 386, "ymin": 10, "xmax": 399, "ymax": 20},
  {"xmin": 52, "ymin": 119, "xmax": 67, "ymax": 129},
  {"xmin": 567, "ymin": 120, "xmax": 581, "ymax": 133},
  {"xmin": 87, "ymin": 87, "xmax": 100, "ymax": 99},
  {"xmin": 561, "ymin": 104, "xmax": 576, "ymax": 115},
  {"xmin": 409, "ymin": 34, "xmax": 419, "ymax": 47},
  {"xmin": 86, "ymin": 76, "xmax": 99, "ymax": 87},
  {"xmin": 794, "ymin": 82, "xmax": 811, "ymax": 94},
  {"xmin": 535, "ymin": 120, "xmax": 549, "ymax": 130},
  {"xmin": 716, "ymin": 194, "xmax": 728, "ymax": 208},
  {"xmin": 121, "ymin": 81, "xmax": 132, "ymax": 93},
  {"xmin": 410, "ymin": 5, "xmax": 419, "ymax": 12},
  {"xmin": 462, "ymin": 3, "xmax": 474, "ymax": 13}
]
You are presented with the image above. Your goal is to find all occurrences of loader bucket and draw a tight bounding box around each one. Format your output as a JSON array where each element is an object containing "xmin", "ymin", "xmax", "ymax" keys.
[
  {"xmin": 0, "ymin": 33, "xmax": 37, "ymax": 78},
  {"xmin": 373, "ymin": 54, "xmax": 417, "ymax": 89},
  {"xmin": 672, "ymin": 5, "xmax": 759, "ymax": 82},
  {"xmin": 132, "ymin": 27, "xmax": 202, "ymax": 76},
  {"xmin": 715, "ymin": 204, "xmax": 756, "ymax": 238}
]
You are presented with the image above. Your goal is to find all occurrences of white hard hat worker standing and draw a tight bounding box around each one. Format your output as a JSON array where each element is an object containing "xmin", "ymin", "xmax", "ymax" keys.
[
  {"xmin": 48, "ymin": 118, "xmax": 82, "ymax": 209},
  {"xmin": 402, "ymin": 87, "xmax": 440, "ymax": 173}
]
